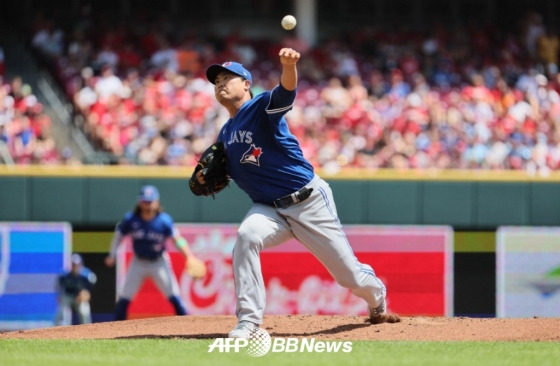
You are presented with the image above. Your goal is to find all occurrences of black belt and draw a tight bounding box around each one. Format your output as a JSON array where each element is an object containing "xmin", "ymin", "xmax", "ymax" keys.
[
  {"xmin": 272, "ymin": 187, "xmax": 314, "ymax": 209},
  {"xmin": 135, "ymin": 254, "xmax": 161, "ymax": 261}
]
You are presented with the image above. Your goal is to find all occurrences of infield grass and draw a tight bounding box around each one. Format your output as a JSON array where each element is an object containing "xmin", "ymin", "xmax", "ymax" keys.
[{"xmin": 0, "ymin": 339, "xmax": 557, "ymax": 366}]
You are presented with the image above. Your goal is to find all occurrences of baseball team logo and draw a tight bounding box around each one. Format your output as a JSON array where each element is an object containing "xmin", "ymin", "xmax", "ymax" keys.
[{"xmin": 240, "ymin": 144, "xmax": 263, "ymax": 166}]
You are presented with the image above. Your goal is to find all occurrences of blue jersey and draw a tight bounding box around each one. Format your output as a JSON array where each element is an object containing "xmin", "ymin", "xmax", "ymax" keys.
[
  {"xmin": 117, "ymin": 211, "xmax": 174, "ymax": 260},
  {"xmin": 217, "ymin": 84, "xmax": 314, "ymax": 204},
  {"xmin": 58, "ymin": 267, "xmax": 96, "ymax": 297}
]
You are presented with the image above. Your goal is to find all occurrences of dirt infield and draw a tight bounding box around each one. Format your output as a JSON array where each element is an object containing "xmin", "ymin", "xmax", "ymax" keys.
[{"xmin": 1, "ymin": 315, "xmax": 559, "ymax": 341}]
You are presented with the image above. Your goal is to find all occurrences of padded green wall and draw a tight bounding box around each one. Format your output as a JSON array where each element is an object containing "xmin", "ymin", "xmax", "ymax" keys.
[{"xmin": 0, "ymin": 171, "xmax": 558, "ymax": 228}]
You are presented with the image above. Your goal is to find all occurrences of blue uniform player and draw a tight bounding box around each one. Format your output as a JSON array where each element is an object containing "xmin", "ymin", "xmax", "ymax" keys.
[
  {"xmin": 198, "ymin": 48, "xmax": 401, "ymax": 338},
  {"xmin": 105, "ymin": 185, "xmax": 200, "ymax": 320},
  {"xmin": 55, "ymin": 253, "xmax": 97, "ymax": 325}
]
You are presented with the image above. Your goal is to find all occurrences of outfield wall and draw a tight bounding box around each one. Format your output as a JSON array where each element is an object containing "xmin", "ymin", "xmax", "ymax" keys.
[{"xmin": 1, "ymin": 166, "xmax": 560, "ymax": 229}]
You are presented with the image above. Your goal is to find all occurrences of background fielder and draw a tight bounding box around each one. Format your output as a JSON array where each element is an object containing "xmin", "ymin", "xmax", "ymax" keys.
[
  {"xmin": 105, "ymin": 185, "xmax": 201, "ymax": 320},
  {"xmin": 55, "ymin": 253, "xmax": 97, "ymax": 326}
]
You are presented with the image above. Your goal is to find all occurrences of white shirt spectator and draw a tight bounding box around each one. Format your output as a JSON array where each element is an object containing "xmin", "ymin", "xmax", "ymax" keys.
[
  {"xmin": 0, "ymin": 86, "xmax": 14, "ymax": 126},
  {"xmin": 508, "ymin": 99, "xmax": 533, "ymax": 124},
  {"xmin": 75, "ymin": 84, "xmax": 98, "ymax": 111},
  {"xmin": 95, "ymin": 68, "xmax": 123, "ymax": 101}
]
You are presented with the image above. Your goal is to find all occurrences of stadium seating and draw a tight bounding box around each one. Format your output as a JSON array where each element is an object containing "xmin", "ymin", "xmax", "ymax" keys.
[{"xmin": 26, "ymin": 9, "xmax": 560, "ymax": 173}]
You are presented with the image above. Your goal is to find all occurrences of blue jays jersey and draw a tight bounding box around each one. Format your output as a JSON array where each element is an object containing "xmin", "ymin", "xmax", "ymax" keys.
[
  {"xmin": 58, "ymin": 267, "xmax": 96, "ymax": 297},
  {"xmin": 217, "ymin": 84, "xmax": 314, "ymax": 204},
  {"xmin": 117, "ymin": 212, "xmax": 174, "ymax": 260}
]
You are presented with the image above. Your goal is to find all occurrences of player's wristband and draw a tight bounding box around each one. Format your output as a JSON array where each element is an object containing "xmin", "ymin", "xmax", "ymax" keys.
[{"xmin": 176, "ymin": 237, "xmax": 188, "ymax": 249}]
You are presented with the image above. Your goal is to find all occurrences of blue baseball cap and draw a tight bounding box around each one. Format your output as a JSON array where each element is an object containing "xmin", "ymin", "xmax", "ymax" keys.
[
  {"xmin": 138, "ymin": 185, "xmax": 160, "ymax": 202},
  {"xmin": 206, "ymin": 62, "xmax": 252, "ymax": 85},
  {"xmin": 71, "ymin": 253, "xmax": 83, "ymax": 265}
]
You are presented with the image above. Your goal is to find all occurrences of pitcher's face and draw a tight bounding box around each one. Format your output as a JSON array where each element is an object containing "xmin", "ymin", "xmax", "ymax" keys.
[{"xmin": 214, "ymin": 72, "xmax": 250, "ymax": 104}]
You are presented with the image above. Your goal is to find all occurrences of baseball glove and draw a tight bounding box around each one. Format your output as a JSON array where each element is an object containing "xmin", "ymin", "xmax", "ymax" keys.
[
  {"xmin": 186, "ymin": 256, "xmax": 207, "ymax": 279},
  {"xmin": 189, "ymin": 141, "xmax": 229, "ymax": 198}
]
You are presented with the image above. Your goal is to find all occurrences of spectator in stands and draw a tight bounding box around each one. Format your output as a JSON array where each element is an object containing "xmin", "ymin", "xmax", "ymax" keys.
[
  {"xmin": 150, "ymin": 37, "xmax": 178, "ymax": 73},
  {"xmin": 536, "ymin": 27, "xmax": 559, "ymax": 76},
  {"xmin": 94, "ymin": 64, "xmax": 124, "ymax": 102},
  {"xmin": 74, "ymin": 67, "xmax": 98, "ymax": 113},
  {"xmin": 387, "ymin": 69, "xmax": 411, "ymax": 99},
  {"xmin": 117, "ymin": 42, "xmax": 143, "ymax": 73},
  {"xmin": 95, "ymin": 43, "xmax": 120, "ymax": 71},
  {"xmin": 522, "ymin": 11, "xmax": 546, "ymax": 61},
  {"xmin": 367, "ymin": 70, "xmax": 390, "ymax": 99},
  {"xmin": 31, "ymin": 19, "xmax": 64, "ymax": 59},
  {"xmin": 0, "ymin": 83, "xmax": 14, "ymax": 125},
  {"xmin": 11, "ymin": 114, "xmax": 37, "ymax": 164},
  {"xmin": 320, "ymin": 77, "xmax": 353, "ymax": 124}
]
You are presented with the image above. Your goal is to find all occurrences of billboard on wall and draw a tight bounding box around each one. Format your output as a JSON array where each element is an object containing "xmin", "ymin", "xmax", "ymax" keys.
[
  {"xmin": 117, "ymin": 224, "xmax": 453, "ymax": 318},
  {"xmin": 0, "ymin": 222, "xmax": 72, "ymax": 330},
  {"xmin": 497, "ymin": 227, "xmax": 560, "ymax": 317}
]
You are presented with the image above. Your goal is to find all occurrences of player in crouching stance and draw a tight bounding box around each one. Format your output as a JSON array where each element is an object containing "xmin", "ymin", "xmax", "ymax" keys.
[
  {"xmin": 105, "ymin": 185, "xmax": 202, "ymax": 320},
  {"xmin": 194, "ymin": 48, "xmax": 400, "ymax": 339},
  {"xmin": 55, "ymin": 253, "xmax": 96, "ymax": 325}
]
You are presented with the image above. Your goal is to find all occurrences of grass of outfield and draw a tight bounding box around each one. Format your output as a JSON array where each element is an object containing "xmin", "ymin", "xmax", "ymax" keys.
[{"xmin": 0, "ymin": 339, "xmax": 558, "ymax": 366}]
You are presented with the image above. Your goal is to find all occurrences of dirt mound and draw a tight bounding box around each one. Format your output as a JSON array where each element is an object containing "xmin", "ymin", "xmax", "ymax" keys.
[{"xmin": 1, "ymin": 315, "xmax": 559, "ymax": 341}]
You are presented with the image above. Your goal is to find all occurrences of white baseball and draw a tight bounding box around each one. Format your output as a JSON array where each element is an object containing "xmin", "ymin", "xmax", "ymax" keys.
[{"xmin": 281, "ymin": 15, "xmax": 297, "ymax": 30}]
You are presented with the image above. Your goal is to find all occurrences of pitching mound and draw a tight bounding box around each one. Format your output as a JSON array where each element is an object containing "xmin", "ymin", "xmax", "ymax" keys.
[{"xmin": 1, "ymin": 315, "xmax": 559, "ymax": 341}]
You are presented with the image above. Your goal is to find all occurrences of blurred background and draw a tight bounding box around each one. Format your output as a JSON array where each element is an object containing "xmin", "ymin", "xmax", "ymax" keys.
[
  {"xmin": 1, "ymin": 0, "xmax": 560, "ymax": 169},
  {"xmin": 1, "ymin": 0, "xmax": 560, "ymax": 329}
]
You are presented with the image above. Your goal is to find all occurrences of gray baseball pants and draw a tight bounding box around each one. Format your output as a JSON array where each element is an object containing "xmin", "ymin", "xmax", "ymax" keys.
[{"xmin": 233, "ymin": 175, "xmax": 386, "ymax": 324}]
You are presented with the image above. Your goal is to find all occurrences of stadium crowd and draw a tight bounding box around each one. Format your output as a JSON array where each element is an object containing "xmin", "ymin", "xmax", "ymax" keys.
[
  {"xmin": 26, "ymin": 10, "xmax": 560, "ymax": 173},
  {"xmin": 0, "ymin": 74, "xmax": 61, "ymax": 164}
]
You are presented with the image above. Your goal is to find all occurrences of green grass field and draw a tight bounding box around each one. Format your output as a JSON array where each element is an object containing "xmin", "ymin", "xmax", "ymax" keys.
[{"xmin": 0, "ymin": 339, "xmax": 558, "ymax": 366}]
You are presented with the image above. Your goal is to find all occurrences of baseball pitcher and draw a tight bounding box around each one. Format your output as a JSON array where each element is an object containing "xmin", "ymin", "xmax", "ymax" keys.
[{"xmin": 192, "ymin": 48, "xmax": 400, "ymax": 339}]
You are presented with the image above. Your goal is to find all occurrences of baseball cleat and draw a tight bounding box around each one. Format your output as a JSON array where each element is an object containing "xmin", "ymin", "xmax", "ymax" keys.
[
  {"xmin": 228, "ymin": 320, "xmax": 259, "ymax": 338},
  {"xmin": 368, "ymin": 299, "xmax": 401, "ymax": 324}
]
